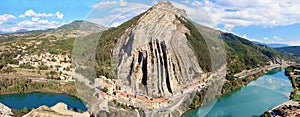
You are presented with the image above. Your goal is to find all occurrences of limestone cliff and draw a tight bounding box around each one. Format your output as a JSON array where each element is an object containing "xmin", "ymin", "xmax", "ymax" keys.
[{"xmin": 103, "ymin": 2, "xmax": 206, "ymax": 98}]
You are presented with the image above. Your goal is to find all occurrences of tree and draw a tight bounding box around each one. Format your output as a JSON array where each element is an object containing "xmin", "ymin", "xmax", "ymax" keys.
[
  {"xmin": 261, "ymin": 111, "xmax": 272, "ymax": 117},
  {"xmin": 103, "ymin": 87, "xmax": 109, "ymax": 93},
  {"xmin": 21, "ymin": 107, "xmax": 29, "ymax": 114}
]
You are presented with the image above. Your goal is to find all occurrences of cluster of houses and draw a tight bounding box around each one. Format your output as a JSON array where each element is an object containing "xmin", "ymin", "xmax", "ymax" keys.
[
  {"xmin": 95, "ymin": 77, "xmax": 207, "ymax": 109},
  {"xmin": 11, "ymin": 52, "xmax": 73, "ymax": 81}
]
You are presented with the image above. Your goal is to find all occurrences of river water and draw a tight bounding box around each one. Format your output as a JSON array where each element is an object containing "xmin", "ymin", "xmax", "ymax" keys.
[
  {"xmin": 182, "ymin": 68, "xmax": 293, "ymax": 117},
  {"xmin": 0, "ymin": 92, "xmax": 87, "ymax": 111}
]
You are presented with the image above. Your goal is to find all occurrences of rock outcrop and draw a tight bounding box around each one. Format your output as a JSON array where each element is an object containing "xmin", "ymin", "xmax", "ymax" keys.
[
  {"xmin": 112, "ymin": 2, "xmax": 204, "ymax": 98},
  {"xmin": 23, "ymin": 102, "xmax": 90, "ymax": 117},
  {"xmin": 0, "ymin": 103, "xmax": 13, "ymax": 117}
]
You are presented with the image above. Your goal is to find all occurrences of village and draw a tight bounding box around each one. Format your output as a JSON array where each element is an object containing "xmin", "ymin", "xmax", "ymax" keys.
[
  {"xmin": 94, "ymin": 75, "xmax": 207, "ymax": 110},
  {"xmin": 5, "ymin": 47, "xmax": 74, "ymax": 83}
]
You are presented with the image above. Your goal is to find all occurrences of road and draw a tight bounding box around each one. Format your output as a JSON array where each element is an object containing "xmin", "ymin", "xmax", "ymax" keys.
[
  {"xmin": 63, "ymin": 70, "xmax": 101, "ymax": 92},
  {"xmin": 238, "ymin": 64, "xmax": 281, "ymax": 79}
]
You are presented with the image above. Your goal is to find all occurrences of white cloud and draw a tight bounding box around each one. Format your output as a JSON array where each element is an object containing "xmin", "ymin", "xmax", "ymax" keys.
[
  {"xmin": 88, "ymin": 2, "xmax": 149, "ymax": 27},
  {"xmin": 0, "ymin": 27, "xmax": 20, "ymax": 33},
  {"xmin": 182, "ymin": 0, "xmax": 190, "ymax": 4},
  {"xmin": 263, "ymin": 37, "xmax": 269, "ymax": 40},
  {"xmin": 171, "ymin": 2, "xmax": 215, "ymax": 28},
  {"xmin": 242, "ymin": 34, "xmax": 247, "ymax": 39},
  {"xmin": 19, "ymin": 9, "xmax": 53, "ymax": 18},
  {"xmin": 0, "ymin": 19, "xmax": 59, "ymax": 33},
  {"xmin": 32, "ymin": 17, "xmax": 40, "ymax": 21},
  {"xmin": 287, "ymin": 41, "xmax": 300, "ymax": 46},
  {"xmin": 18, "ymin": 20, "xmax": 35, "ymax": 27},
  {"xmin": 92, "ymin": 0, "xmax": 128, "ymax": 9},
  {"xmin": 223, "ymin": 24, "xmax": 234, "ymax": 31},
  {"xmin": 55, "ymin": 11, "xmax": 64, "ymax": 19},
  {"xmin": 191, "ymin": 1, "xmax": 201, "ymax": 7},
  {"xmin": 119, "ymin": 0, "xmax": 127, "ymax": 6},
  {"xmin": 273, "ymin": 36, "xmax": 283, "ymax": 41},
  {"xmin": 0, "ymin": 14, "xmax": 16, "ymax": 24},
  {"xmin": 197, "ymin": 0, "xmax": 300, "ymax": 30}
]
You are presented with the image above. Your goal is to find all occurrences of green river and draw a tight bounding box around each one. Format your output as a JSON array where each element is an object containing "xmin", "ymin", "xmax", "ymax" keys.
[{"xmin": 182, "ymin": 68, "xmax": 293, "ymax": 117}]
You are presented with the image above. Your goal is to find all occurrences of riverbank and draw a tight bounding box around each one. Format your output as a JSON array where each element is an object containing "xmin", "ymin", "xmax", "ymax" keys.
[
  {"xmin": 285, "ymin": 65, "xmax": 300, "ymax": 100},
  {"xmin": 0, "ymin": 77, "xmax": 79, "ymax": 98},
  {"xmin": 187, "ymin": 65, "xmax": 277, "ymax": 110},
  {"xmin": 0, "ymin": 92, "xmax": 88, "ymax": 116},
  {"xmin": 263, "ymin": 100, "xmax": 300, "ymax": 117},
  {"xmin": 262, "ymin": 65, "xmax": 300, "ymax": 116},
  {"xmin": 183, "ymin": 67, "xmax": 293, "ymax": 117}
]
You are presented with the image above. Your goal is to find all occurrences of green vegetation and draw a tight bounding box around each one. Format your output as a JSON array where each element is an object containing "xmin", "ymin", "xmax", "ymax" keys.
[
  {"xmin": 176, "ymin": 16, "xmax": 211, "ymax": 72},
  {"xmin": 38, "ymin": 65, "xmax": 49, "ymax": 70},
  {"xmin": 111, "ymin": 99, "xmax": 138, "ymax": 110},
  {"xmin": 189, "ymin": 89, "xmax": 208, "ymax": 109},
  {"xmin": 1, "ymin": 66, "xmax": 16, "ymax": 73},
  {"xmin": 189, "ymin": 68, "xmax": 266, "ymax": 111},
  {"xmin": 273, "ymin": 108, "xmax": 286, "ymax": 116},
  {"xmin": 0, "ymin": 77, "xmax": 78, "ymax": 97},
  {"xmin": 95, "ymin": 13, "xmax": 144, "ymax": 79},
  {"xmin": 48, "ymin": 38, "xmax": 74, "ymax": 55},
  {"xmin": 264, "ymin": 104, "xmax": 300, "ymax": 117},
  {"xmin": 275, "ymin": 46, "xmax": 300, "ymax": 56},
  {"xmin": 102, "ymin": 87, "xmax": 109, "ymax": 93},
  {"xmin": 20, "ymin": 63, "xmax": 34, "ymax": 69},
  {"xmin": 292, "ymin": 93, "xmax": 300, "ymax": 101},
  {"xmin": 58, "ymin": 20, "xmax": 101, "ymax": 32},
  {"xmin": 223, "ymin": 33, "xmax": 268, "ymax": 74},
  {"xmin": 27, "ymin": 37, "xmax": 75, "ymax": 56},
  {"xmin": 0, "ymin": 50, "xmax": 21, "ymax": 68},
  {"xmin": 222, "ymin": 70, "xmax": 264, "ymax": 95},
  {"xmin": 12, "ymin": 107, "xmax": 30, "ymax": 117},
  {"xmin": 285, "ymin": 65, "xmax": 300, "ymax": 100},
  {"xmin": 219, "ymin": 32, "xmax": 295, "ymax": 76},
  {"xmin": 265, "ymin": 67, "xmax": 282, "ymax": 75},
  {"xmin": 261, "ymin": 111, "xmax": 272, "ymax": 117}
]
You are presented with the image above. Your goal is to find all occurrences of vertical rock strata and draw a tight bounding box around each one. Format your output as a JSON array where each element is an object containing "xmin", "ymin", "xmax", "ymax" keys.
[{"xmin": 112, "ymin": 2, "xmax": 204, "ymax": 98}]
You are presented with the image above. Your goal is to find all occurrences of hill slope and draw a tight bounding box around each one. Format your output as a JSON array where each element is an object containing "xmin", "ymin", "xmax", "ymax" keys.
[
  {"xmin": 275, "ymin": 46, "xmax": 300, "ymax": 56},
  {"xmin": 94, "ymin": 2, "xmax": 295, "ymax": 98},
  {"xmin": 0, "ymin": 20, "xmax": 105, "ymax": 44}
]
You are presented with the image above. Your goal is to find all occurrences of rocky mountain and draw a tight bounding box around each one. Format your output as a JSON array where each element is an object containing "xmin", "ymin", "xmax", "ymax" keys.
[
  {"xmin": 95, "ymin": 1, "xmax": 293, "ymax": 98},
  {"xmin": 96, "ymin": 2, "xmax": 208, "ymax": 98},
  {"xmin": 15, "ymin": 29, "xmax": 29, "ymax": 33},
  {"xmin": 56, "ymin": 20, "xmax": 105, "ymax": 35}
]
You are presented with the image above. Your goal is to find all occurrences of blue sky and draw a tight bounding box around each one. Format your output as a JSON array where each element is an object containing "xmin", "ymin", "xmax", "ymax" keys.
[{"xmin": 0, "ymin": 0, "xmax": 299, "ymax": 45}]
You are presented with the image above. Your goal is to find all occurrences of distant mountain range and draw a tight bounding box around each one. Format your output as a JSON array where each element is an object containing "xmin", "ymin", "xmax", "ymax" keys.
[
  {"xmin": 252, "ymin": 41, "xmax": 300, "ymax": 57},
  {"xmin": 275, "ymin": 46, "xmax": 300, "ymax": 56},
  {"xmin": 252, "ymin": 41, "xmax": 289, "ymax": 48},
  {"xmin": 0, "ymin": 20, "xmax": 105, "ymax": 35},
  {"xmin": 0, "ymin": 20, "xmax": 105, "ymax": 44},
  {"xmin": 15, "ymin": 29, "xmax": 29, "ymax": 33}
]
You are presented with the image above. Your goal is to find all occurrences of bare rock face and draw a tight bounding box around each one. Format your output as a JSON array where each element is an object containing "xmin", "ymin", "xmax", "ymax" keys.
[
  {"xmin": 112, "ymin": 2, "xmax": 203, "ymax": 98},
  {"xmin": 0, "ymin": 103, "xmax": 13, "ymax": 117},
  {"xmin": 23, "ymin": 103, "xmax": 90, "ymax": 117}
]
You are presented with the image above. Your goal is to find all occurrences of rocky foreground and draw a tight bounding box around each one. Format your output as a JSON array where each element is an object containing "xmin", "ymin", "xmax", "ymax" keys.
[
  {"xmin": 23, "ymin": 102, "xmax": 89, "ymax": 117},
  {"xmin": 265, "ymin": 100, "xmax": 300, "ymax": 117},
  {"xmin": 0, "ymin": 103, "xmax": 13, "ymax": 117}
]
